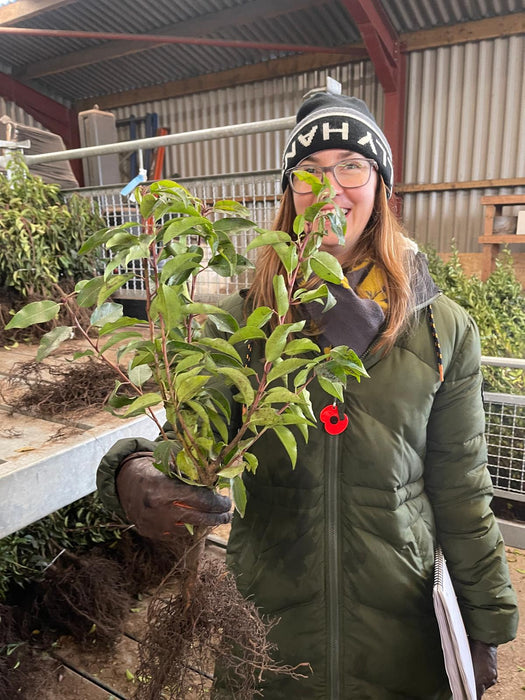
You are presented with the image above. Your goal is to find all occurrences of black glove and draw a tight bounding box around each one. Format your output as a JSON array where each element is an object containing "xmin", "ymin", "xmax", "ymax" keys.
[
  {"xmin": 470, "ymin": 639, "xmax": 498, "ymax": 698},
  {"xmin": 116, "ymin": 452, "xmax": 232, "ymax": 540}
]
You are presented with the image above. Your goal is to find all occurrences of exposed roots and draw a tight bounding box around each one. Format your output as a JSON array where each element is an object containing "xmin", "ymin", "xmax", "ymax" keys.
[
  {"xmin": 135, "ymin": 556, "xmax": 309, "ymax": 700},
  {"xmin": 3, "ymin": 359, "xmax": 118, "ymax": 417},
  {"xmin": 37, "ymin": 551, "xmax": 131, "ymax": 648},
  {"xmin": 109, "ymin": 529, "xmax": 182, "ymax": 597}
]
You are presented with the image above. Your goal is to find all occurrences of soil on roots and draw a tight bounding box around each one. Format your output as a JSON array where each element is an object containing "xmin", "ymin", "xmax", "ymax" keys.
[{"xmin": 135, "ymin": 556, "xmax": 309, "ymax": 700}]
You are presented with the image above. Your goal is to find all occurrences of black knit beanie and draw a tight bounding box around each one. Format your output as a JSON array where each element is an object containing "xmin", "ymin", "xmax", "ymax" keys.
[{"xmin": 281, "ymin": 92, "xmax": 393, "ymax": 198}]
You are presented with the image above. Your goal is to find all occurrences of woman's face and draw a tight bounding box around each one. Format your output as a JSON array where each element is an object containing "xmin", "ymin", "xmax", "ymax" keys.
[{"xmin": 292, "ymin": 148, "xmax": 378, "ymax": 261}]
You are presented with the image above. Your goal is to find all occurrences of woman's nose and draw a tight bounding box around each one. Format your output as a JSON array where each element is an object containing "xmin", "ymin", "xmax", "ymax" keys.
[{"xmin": 324, "ymin": 166, "xmax": 343, "ymax": 191}]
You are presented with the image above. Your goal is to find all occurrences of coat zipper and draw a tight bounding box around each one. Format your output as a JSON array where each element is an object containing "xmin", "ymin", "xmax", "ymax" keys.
[{"xmin": 326, "ymin": 431, "xmax": 342, "ymax": 699}]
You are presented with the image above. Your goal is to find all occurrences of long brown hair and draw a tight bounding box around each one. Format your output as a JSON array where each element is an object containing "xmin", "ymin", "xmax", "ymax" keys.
[{"xmin": 247, "ymin": 180, "xmax": 416, "ymax": 354}]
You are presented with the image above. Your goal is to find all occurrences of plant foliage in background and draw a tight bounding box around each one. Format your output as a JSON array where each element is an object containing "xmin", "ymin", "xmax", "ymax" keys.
[
  {"xmin": 0, "ymin": 494, "xmax": 124, "ymax": 602},
  {"xmin": 0, "ymin": 154, "xmax": 103, "ymax": 299},
  {"xmin": 425, "ymin": 245, "xmax": 524, "ymax": 394}
]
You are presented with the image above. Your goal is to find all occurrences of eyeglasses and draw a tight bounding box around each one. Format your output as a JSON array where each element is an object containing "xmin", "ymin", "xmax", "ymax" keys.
[{"xmin": 286, "ymin": 158, "xmax": 378, "ymax": 194}]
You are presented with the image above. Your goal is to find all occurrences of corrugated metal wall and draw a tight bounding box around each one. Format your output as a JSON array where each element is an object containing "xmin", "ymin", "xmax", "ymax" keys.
[
  {"xmin": 3, "ymin": 33, "xmax": 523, "ymax": 254},
  {"xmin": 402, "ymin": 34, "xmax": 525, "ymax": 252},
  {"xmin": 110, "ymin": 34, "xmax": 523, "ymax": 253},
  {"xmin": 0, "ymin": 97, "xmax": 45, "ymax": 129},
  {"xmin": 111, "ymin": 61, "xmax": 382, "ymax": 181}
]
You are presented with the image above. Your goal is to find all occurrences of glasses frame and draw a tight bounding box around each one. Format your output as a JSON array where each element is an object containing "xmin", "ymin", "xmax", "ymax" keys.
[{"xmin": 285, "ymin": 157, "xmax": 378, "ymax": 194}]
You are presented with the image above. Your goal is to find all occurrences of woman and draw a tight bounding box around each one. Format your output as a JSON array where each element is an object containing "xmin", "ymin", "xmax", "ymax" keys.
[{"xmin": 97, "ymin": 92, "xmax": 518, "ymax": 699}]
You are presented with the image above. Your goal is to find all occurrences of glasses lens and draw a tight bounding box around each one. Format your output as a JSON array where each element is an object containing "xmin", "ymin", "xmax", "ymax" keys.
[{"xmin": 334, "ymin": 160, "xmax": 371, "ymax": 188}]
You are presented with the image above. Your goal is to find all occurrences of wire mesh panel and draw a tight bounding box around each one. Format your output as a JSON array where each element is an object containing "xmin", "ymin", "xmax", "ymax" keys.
[
  {"xmin": 484, "ymin": 392, "xmax": 525, "ymax": 500},
  {"xmin": 70, "ymin": 171, "xmax": 282, "ymax": 301}
]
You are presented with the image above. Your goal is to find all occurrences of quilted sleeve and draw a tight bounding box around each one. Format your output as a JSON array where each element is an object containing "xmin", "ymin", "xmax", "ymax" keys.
[{"xmin": 424, "ymin": 312, "xmax": 518, "ymax": 644}]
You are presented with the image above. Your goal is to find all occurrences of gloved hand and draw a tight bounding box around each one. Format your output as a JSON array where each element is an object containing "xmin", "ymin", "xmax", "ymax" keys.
[
  {"xmin": 116, "ymin": 451, "xmax": 232, "ymax": 540},
  {"xmin": 470, "ymin": 639, "xmax": 498, "ymax": 698}
]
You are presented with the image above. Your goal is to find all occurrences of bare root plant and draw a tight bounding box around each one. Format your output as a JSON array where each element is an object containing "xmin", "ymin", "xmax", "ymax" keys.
[{"xmin": 135, "ymin": 556, "xmax": 309, "ymax": 700}]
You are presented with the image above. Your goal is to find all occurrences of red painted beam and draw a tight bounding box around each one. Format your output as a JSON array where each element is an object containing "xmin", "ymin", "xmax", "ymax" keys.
[
  {"xmin": 0, "ymin": 71, "xmax": 82, "ymax": 184},
  {"xmin": 0, "ymin": 26, "xmax": 367, "ymax": 57},
  {"xmin": 340, "ymin": 0, "xmax": 406, "ymax": 188}
]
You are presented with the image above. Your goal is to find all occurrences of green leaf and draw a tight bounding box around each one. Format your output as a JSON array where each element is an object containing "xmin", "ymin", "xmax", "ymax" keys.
[
  {"xmin": 243, "ymin": 451, "xmax": 258, "ymax": 473},
  {"xmin": 128, "ymin": 364, "xmax": 153, "ymax": 387},
  {"xmin": 140, "ymin": 193, "xmax": 157, "ymax": 219},
  {"xmin": 155, "ymin": 284, "xmax": 183, "ymax": 329},
  {"xmin": 97, "ymin": 274, "xmax": 136, "ymax": 306},
  {"xmin": 208, "ymin": 408, "xmax": 229, "ymax": 443},
  {"xmin": 207, "ymin": 387, "xmax": 232, "ymax": 421},
  {"xmin": 206, "ymin": 313, "xmax": 240, "ymax": 335},
  {"xmin": 78, "ymin": 226, "xmax": 119, "ymax": 254},
  {"xmin": 265, "ymin": 321, "xmax": 305, "ymax": 363},
  {"xmin": 246, "ymin": 230, "xmax": 291, "ymax": 252},
  {"xmin": 119, "ymin": 392, "xmax": 163, "ymax": 418},
  {"xmin": 162, "ymin": 216, "xmax": 208, "ymax": 242},
  {"xmin": 228, "ymin": 326, "xmax": 266, "ymax": 345},
  {"xmin": 72, "ymin": 349, "xmax": 95, "ymax": 360},
  {"xmin": 212, "ymin": 200, "xmax": 250, "ymax": 216},
  {"xmin": 293, "ymin": 214, "xmax": 305, "ymax": 235},
  {"xmin": 283, "ymin": 338, "xmax": 320, "ymax": 355},
  {"xmin": 213, "ymin": 217, "xmax": 255, "ymax": 234},
  {"xmin": 99, "ymin": 316, "xmax": 146, "ymax": 336},
  {"xmin": 267, "ymin": 358, "xmax": 308, "ymax": 383},
  {"xmin": 90, "ymin": 302, "xmax": 123, "ymax": 327},
  {"xmin": 273, "ymin": 242, "xmax": 299, "ymax": 274},
  {"xmin": 153, "ymin": 440, "xmax": 180, "ymax": 473},
  {"xmin": 5, "ymin": 300, "xmax": 61, "ymax": 329},
  {"xmin": 100, "ymin": 330, "xmax": 143, "ymax": 353},
  {"xmin": 272, "ymin": 425, "xmax": 298, "ymax": 468},
  {"xmin": 198, "ymin": 337, "xmax": 243, "ymax": 364},
  {"xmin": 231, "ymin": 475, "xmax": 247, "ymax": 517},
  {"xmin": 36, "ymin": 326, "xmax": 73, "ymax": 361},
  {"xmin": 246, "ymin": 306, "xmax": 273, "ymax": 328},
  {"xmin": 160, "ymin": 251, "xmax": 203, "ymax": 284},
  {"xmin": 176, "ymin": 450, "xmax": 199, "ymax": 482},
  {"xmin": 175, "ymin": 374, "xmax": 210, "ymax": 403},
  {"xmin": 216, "ymin": 367, "xmax": 255, "ymax": 405},
  {"xmin": 273, "ymin": 274, "xmax": 289, "ymax": 317},
  {"xmin": 75, "ymin": 277, "xmax": 105, "ymax": 307},
  {"xmin": 317, "ymin": 375, "xmax": 344, "ymax": 402},
  {"xmin": 310, "ymin": 251, "xmax": 344, "ymax": 284},
  {"xmin": 217, "ymin": 463, "xmax": 245, "ymax": 478}
]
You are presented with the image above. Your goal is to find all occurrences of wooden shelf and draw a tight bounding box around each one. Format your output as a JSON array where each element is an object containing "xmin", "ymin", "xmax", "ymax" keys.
[{"xmin": 478, "ymin": 194, "xmax": 525, "ymax": 280}]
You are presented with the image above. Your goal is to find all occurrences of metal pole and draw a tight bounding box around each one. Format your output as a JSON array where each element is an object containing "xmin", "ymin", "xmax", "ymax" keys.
[{"xmin": 21, "ymin": 116, "xmax": 296, "ymax": 167}]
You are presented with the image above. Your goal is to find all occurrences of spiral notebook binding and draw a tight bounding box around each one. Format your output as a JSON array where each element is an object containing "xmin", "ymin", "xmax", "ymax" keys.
[{"xmin": 434, "ymin": 546, "xmax": 444, "ymax": 589}]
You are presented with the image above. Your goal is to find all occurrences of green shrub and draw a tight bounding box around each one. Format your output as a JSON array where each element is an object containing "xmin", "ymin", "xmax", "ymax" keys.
[
  {"xmin": 0, "ymin": 154, "xmax": 103, "ymax": 298},
  {"xmin": 424, "ymin": 246, "xmax": 524, "ymax": 394},
  {"xmin": 0, "ymin": 494, "xmax": 124, "ymax": 601}
]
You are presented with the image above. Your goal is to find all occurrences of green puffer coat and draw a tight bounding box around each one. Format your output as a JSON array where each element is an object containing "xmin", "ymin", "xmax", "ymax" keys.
[{"xmin": 97, "ymin": 290, "xmax": 518, "ymax": 700}]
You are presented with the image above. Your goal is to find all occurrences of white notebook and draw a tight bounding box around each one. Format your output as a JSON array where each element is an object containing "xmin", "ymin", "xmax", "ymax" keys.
[{"xmin": 433, "ymin": 546, "xmax": 477, "ymax": 700}]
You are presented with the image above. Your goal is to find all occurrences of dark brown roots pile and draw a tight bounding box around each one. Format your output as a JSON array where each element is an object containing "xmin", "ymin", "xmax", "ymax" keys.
[
  {"xmin": 3, "ymin": 358, "xmax": 119, "ymax": 417},
  {"xmin": 135, "ymin": 556, "xmax": 308, "ymax": 700}
]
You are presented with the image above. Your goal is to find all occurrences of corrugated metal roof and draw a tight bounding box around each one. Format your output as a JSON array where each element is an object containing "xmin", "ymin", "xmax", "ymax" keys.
[{"xmin": 0, "ymin": 0, "xmax": 521, "ymax": 103}]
